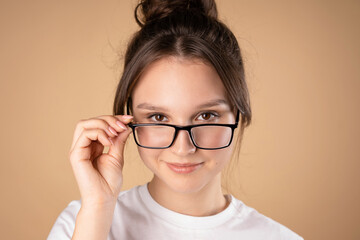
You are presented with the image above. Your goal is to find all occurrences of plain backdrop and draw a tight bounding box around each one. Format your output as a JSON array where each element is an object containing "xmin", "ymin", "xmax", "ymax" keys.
[{"xmin": 0, "ymin": 0, "xmax": 359, "ymax": 239}]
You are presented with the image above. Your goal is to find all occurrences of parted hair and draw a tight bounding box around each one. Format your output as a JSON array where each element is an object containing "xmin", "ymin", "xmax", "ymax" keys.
[{"xmin": 113, "ymin": 0, "xmax": 252, "ymax": 160}]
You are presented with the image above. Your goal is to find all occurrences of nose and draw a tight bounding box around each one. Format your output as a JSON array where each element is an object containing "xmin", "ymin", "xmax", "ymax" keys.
[{"xmin": 170, "ymin": 129, "xmax": 196, "ymax": 156}]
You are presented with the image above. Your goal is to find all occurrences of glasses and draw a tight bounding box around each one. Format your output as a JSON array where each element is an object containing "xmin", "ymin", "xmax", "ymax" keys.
[
  {"xmin": 128, "ymin": 121, "xmax": 238, "ymax": 150},
  {"xmin": 126, "ymin": 99, "xmax": 240, "ymax": 150}
]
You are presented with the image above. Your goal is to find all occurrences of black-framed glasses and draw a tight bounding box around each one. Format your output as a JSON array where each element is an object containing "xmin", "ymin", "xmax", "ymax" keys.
[
  {"xmin": 128, "ymin": 121, "xmax": 238, "ymax": 150},
  {"xmin": 126, "ymin": 99, "xmax": 240, "ymax": 150}
]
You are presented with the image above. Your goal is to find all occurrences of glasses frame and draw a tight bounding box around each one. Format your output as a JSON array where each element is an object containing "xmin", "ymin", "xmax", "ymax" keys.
[{"xmin": 126, "ymin": 99, "xmax": 240, "ymax": 150}]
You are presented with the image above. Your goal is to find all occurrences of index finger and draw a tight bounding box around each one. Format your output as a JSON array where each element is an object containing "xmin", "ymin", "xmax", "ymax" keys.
[{"xmin": 114, "ymin": 115, "xmax": 134, "ymax": 123}]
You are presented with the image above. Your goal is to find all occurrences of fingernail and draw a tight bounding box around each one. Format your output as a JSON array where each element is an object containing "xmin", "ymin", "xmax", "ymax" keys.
[
  {"xmin": 108, "ymin": 137, "xmax": 114, "ymax": 145},
  {"xmin": 109, "ymin": 126, "xmax": 118, "ymax": 136},
  {"xmin": 122, "ymin": 115, "xmax": 133, "ymax": 119},
  {"xmin": 116, "ymin": 121, "xmax": 127, "ymax": 130}
]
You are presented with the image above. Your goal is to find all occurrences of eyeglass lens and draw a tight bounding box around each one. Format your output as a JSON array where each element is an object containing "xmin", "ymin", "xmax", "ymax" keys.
[{"xmin": 134, "ymin": 125, "xmax": 232, "ymax": 148}]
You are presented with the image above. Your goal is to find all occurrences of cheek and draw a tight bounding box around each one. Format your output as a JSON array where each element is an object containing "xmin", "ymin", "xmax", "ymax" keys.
[
  {"xmin": 137, "ymin": 147, "xmax": 162, "ymax": 168},
  {"xmin": 201, "ymin": 147, "xmax": 233, "ymax": 168},
  {"xmin": 137, "ymin": 144, "xmax": 234, "ymax": 171}
]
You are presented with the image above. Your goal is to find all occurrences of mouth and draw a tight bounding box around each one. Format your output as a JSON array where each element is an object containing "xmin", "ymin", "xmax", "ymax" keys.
[{"xmin": 165, "ymin": 162, "xmax": 204, "ymax": 174}]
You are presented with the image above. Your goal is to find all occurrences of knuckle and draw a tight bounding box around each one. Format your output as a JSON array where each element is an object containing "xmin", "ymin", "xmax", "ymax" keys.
[
  {"xmin": 75, "ymin": 119, "xmax": 86, "ymax": 129},
  {"xmin": 94, "ymin": 117, "xmax": 110, "ymax": 128},
  {"xmin": 96, "ymin": 128, "xmax": 105, "ymax": 134},
  {"xmin": 96, "ymin": 128, "xmax": 108, "ymax": 138}
]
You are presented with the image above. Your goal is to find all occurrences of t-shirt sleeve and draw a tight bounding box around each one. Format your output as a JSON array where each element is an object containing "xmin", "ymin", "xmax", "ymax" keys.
[
  {"xmin": 47, "ymin": 200, "xmax": 81, "ymax": 240},
  {"xmin": 278, "ymin": 223, "xmax": 304, "ymax": 240},
  {"xmin": 242, "ymin": 204, "xmax": 304, "ymax": 240},
  {"xmin": 265, "ymin": 215, "xmax": 304, "ymax": 240}
]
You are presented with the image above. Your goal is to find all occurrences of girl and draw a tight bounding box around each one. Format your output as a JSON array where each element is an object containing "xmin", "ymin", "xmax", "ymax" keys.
[{"xmin": 48, "ymin": 0, "xmax": 303, "ymax": 239}]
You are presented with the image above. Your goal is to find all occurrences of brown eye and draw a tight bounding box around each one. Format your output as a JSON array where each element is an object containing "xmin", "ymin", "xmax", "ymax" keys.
[
  {"xmin": 200, "ymin": 112, "xmax": 217, "ymax": 121},
  {"xmin": 155, "ymin": 114, "xmax": 164, "ymax": 121},
  {"xmin": 201, "ymin": 113, "xmax": 211, "ymax": 120},
  {"xmin": 197, "ymin": 112, "xmax": 219, "ymax": 121},
  {"xmin": 148, "ymin": 114, "xmax": 167, "ymax": 122}
]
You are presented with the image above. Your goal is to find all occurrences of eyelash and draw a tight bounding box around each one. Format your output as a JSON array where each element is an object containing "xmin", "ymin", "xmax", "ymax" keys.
[{"xmin": 146, "ymin": 111, "xmax": 220, "ymax": 122}]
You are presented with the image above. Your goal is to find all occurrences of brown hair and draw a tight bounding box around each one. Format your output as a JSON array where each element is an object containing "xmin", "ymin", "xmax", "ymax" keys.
[{"xmin": 113, "ymin": 0, "xmax": 252, "ymax": 192}]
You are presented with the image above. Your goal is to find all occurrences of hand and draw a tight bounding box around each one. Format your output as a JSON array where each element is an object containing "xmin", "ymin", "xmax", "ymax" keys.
[{"xmin": 68, "ymin": 114, "xmax": 133, "ymax": 207}]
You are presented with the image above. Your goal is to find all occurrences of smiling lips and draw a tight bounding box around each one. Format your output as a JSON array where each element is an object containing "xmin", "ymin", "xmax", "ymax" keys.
[{"xmin": 166, "ymin": 162, "xmax": 204, "ymax": 174}]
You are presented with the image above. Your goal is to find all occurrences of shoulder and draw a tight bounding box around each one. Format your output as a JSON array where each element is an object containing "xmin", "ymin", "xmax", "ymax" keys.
[
  {"xmin": 113, "ymin": 184, "xmax": 149, "ymax": 219},
  {"xmin": 47, "ymin": 185, "xmax": 141, "ymax": 240},
  {"xmin": 229, "ymin": 196, "xmax": 304, "ymax": 240},
  {"xmin": 47, "ymin": 200, "xmax": 81, "ymax": 239},
  {"xmin": 117, "ymin": 184, "xmax": 142, "ymax": 202}
]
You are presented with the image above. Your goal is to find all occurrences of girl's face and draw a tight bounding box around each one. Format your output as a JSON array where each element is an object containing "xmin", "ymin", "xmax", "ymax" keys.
[{"xmin": 131, "ymin": 56, "xmax": 237, "ymax": 193}]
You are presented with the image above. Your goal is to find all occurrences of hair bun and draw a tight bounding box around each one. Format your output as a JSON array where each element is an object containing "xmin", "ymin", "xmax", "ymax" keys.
[{"xmin": 135, "ymin": 0, "xmax": 218, "ymax": 27}]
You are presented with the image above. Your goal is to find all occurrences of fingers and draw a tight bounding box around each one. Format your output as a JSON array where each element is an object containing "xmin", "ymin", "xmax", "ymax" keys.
[
  {"xmin": 70, "ymin": 115, "xmax": 134, "ymax": 153},
  {"xmin": 69, "ymin": 114, "xmax": 134, "ymax": 166},
  {"xmin": 70, "ymin": 128, "xmax": 112, "ymax": 164},
  {"xmin": 68, "ymin": 114, "xmax": 134, "ymax": 205},
  {"xmin": 107, "ymin": 126, "xmax": 133, "ymax": 168}
]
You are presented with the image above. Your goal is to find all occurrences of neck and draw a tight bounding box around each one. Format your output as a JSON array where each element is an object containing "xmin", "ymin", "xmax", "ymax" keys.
[{"xmin": 147, "ymin": 173, "xmax": 229, "ymax": 217}]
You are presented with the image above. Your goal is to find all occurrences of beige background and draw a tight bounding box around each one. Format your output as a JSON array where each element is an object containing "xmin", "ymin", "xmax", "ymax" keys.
[{"xmin": 0, "ymin": 0, "xmax": 359, "ymax": 239}]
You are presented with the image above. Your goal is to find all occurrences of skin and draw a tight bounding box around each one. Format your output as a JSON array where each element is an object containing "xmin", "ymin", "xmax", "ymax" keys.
[
  {"xmin": 69, "ymin": 114, "xmax": 134, "ymax": 240},
  {"xmin": 69, "ymin": 56, "xmax": 237, "ymax": 239},
  {"xmin": 131, "ymin": 56, "xmax": 237, "ymax": 216}
]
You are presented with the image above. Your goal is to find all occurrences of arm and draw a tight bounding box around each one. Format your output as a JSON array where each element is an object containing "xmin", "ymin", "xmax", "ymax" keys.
[
  {"xmin": 72, "ymin": 201, "xmax": 116, "ymax": 240},
  {"xmin": 67, "ymin": 114, "xmax": 133, "ymax": 239}
]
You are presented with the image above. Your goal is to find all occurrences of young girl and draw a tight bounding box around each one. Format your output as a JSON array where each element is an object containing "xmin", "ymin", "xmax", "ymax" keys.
[{"xmin": 48, "ymin": 0, "xmax": 303, "ymax": 239}]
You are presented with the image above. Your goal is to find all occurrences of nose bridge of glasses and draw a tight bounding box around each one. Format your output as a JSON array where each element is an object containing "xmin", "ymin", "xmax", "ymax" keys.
[
  {"xmin": 175, "ymin": 124, "xmax": 193, "ymax": 131},
  {"xmin": 173, "ymin": 125, "xmax": 195, "ymax": 145}
]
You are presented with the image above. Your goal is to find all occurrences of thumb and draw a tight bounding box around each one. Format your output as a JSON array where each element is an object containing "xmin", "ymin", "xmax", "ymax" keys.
[{"xmin": 107, "ymin": 127, "xmax": 132, "ymax": 167}]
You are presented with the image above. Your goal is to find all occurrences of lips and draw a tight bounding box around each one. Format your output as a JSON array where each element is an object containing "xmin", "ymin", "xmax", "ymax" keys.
[
  {"xmin": 166, "ymin": 162, "xmax": 204, "ymax": 174},
  {"xmin": 168, "ymin": 162, "xmax": 203, "ymax": 167}
]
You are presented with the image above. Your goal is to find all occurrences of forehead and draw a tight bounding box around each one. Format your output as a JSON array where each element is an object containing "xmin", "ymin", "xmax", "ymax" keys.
[{"xmin": 131, "ymin": 57, "xmax": 230, "ymax": 110}]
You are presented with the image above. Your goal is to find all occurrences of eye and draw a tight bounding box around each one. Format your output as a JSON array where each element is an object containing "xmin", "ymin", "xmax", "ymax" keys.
[
  {"xmin": 197, "ymin": 112, "xmax": 219, "ymax": 121},
  {"xmin": 147, "ymin": 113, "xmax": 168, "ymax": 122}
]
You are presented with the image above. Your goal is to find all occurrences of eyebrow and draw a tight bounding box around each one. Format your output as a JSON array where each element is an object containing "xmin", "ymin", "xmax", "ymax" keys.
[{"xmin": 136, "ymin": 99, "xmax": 229, "ymax": 111}]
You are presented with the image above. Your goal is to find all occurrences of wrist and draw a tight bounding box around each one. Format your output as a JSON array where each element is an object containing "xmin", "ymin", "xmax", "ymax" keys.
[
  {"xmin": 81, "ymin": 197, "xmax": 117, "ymax": 209},
  {"xmin": 73, "ymin": 201, "xmax": 116, "ymax": 240}
]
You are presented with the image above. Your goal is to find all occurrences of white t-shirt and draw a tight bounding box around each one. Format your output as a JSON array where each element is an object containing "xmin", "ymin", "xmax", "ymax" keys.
[{"xmin": 48, "ymin": 183, "xmax": 303, "ymax": 240}]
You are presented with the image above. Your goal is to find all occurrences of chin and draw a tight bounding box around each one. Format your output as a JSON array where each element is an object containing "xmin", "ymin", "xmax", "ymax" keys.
[
  {"xmin": 144, "ymin": 157, "xmax": 219, "ymax": 194},
  {"xmin": 162, "ymin": 172, "xmax": 212, "ymax": 194}
]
